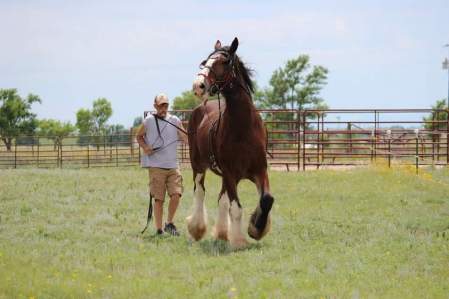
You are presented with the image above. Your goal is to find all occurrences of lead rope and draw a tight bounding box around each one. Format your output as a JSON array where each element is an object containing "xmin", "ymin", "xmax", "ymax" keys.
[{"xmin": 141, "ymin": 194, "xmax": 153, "ymax": 234}]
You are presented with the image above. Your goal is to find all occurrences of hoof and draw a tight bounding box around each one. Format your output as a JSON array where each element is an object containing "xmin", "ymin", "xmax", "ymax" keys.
[
  {"xmin": 186, "ymin": 215, "xmax": 207, "ymax": 241},
  {"xmin": 212, "ymin": 225, "xmax": 229, "ymax": 241},
  {"xmin": 248, "ymin": 213, "xmax": 272, "ymax": 241},
  {"xmin": 230, "ymin": 237, "xmax": 249, "ymax": 250}
]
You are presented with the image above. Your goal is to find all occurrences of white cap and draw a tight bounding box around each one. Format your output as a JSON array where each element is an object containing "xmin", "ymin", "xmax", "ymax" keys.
[{"xmin": 154, "ymin": 93, "xmax": 169, "ymax": 105}]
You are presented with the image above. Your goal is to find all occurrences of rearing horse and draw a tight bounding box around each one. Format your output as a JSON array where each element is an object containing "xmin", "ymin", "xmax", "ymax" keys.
[{"xmin": 187, "ymin": 38, "xmax": 274, "ymax": 249}]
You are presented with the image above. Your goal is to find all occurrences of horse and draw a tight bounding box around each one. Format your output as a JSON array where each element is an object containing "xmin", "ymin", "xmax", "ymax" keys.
[{"xmin": 187, "ymin": 37, "xmax": 274, "ymax": 249}]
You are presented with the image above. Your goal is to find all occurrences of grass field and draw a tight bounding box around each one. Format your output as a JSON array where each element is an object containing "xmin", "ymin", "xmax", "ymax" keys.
[{"xmin": 1, "ymin": 165, "xmax": 448, "ymax": 298}]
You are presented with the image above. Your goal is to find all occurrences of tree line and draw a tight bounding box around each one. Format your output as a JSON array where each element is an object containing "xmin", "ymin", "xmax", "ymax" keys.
[
  {"xmin": 1, "ymin": 53, "xmax": 447, "ymax": 151},
  {"xmin": 0, "ymin": 89, "xmax": 135, "ymax": 151}
]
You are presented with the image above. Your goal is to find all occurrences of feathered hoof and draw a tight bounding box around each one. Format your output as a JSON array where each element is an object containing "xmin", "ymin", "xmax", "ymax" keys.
[
  {"xmin": 230, "ymin": 237, "xmax": 249, "ymax": 250},
  {"xmin": 248, "ymin": 212, "xmax": 272, "ymax": 241},
  {"xmin": 186, "ymin": 215, "xmax": 207, "ymax": 241},
  {"xmin": 212, "ymin": 225, "xmax": 229, "ymax": 241}
]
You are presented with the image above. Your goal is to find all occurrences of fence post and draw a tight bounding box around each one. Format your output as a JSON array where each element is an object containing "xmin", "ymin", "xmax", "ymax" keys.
[
  {"xmin": 59, "ymin": 142, "xmax": 62, "ymax": 169},
  {"xmin": 432, "ymin": 112, "xmax": 436, "ymax": 162},
  {"xmin": 297, "ymin": 109, "xmax": 300, "ymax": 171},
  {"xmin": 370, "ymin": 129, "xmax": 374, "ymax": 163},
  {"xmin": 130, "ymin": 128, "xmax": 134, "ymax": 158},
  {"xmin": 387, "ymin": 129, "xmax": 391, "ymax": 168},
  {"xmin": 14, "ymin": 139, "xmax": 17, "ymax": 169},
  {"xmin": 347, "ymin": 122, "xmax": 352, "ymax": 153},
  {"xmin": 115, "ymin": 140, "xmax": 118, "ymax": 167},
  {"xmin": 302, "ymin": 111, "xmax": 306, "ymax": 171},
  {"xmin": 415, "ymin": 129, "xmax": 419, "ymax": 174},
  {"xmin": 446, "ymin": 107, "xmax": 449, "ymax": 166},
  {"xmin": 316, "ymin": 112, "xmax": 320, "ymax": 169},
  {"xmin": 87, "ymin": 145, "xmax": 90, "ymax": 168},
  {"xmin": 37, "ymin": 137, "xmax": 40, "ymax": 168},
  {"xmin": 447, "ymin": 109, "xmax": 449, "ymax": 166},
  {"xmin": 320, "ymin": 113, "xmax": 325, "ymax": 164},
  {"xmin": 374, "ymin": 110, "xmax": 378, "ymax": 161},
  {"xmin": 388, "ymin": 138, "xmax": 392, "ymax": 168}
]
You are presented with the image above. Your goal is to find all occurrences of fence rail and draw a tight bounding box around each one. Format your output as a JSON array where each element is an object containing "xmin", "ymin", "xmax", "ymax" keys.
[{"xmin": 1, "ymin": 108, "xmax": 448, "ymax": 171}]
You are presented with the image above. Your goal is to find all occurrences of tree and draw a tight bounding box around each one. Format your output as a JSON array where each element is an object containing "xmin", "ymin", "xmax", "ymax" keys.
[
  {"xmin": 76, "ymin": 109, "xmax": 93, "ymax": 135},
  {"xmin": 91, "ymin": 98, "xmax": 113, "ymax": 135},
  {"xmin": 133, "ymin": 116, "xmax": 143, "ymax": 128},
  {"xmin": 257, "ymin": 55, "xmax": 328, "ymax": 111},
  {"xmin": 37, "ymin": 119, "xmax": 75, "ymax": 150},
  {"xmin": 76, "ymin": 98, "xmax": 113, "ymax": 149},
  {"xmin": 171, "ymin": 90, "xmax": 202, "ymax": 119},
  {"xmin": 0, "ymin": 89, "xmax": 41, "ymax": 151},
  {"xmin": 172, "ymin": 90, "xmax": 202, "ymax": 110},
  {"xmin": 423, "ymin": 99, "xmax": 448, "ymax": 138},
  {"xmin": 254, "ymin": 56, "xmax": 328, "ymax": 148}
]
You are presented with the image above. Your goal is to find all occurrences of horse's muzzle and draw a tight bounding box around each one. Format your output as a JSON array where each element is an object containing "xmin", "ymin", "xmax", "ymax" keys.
[{"xmin": 193, "ymin": 80, "xmax": 206, "ymax": 97}]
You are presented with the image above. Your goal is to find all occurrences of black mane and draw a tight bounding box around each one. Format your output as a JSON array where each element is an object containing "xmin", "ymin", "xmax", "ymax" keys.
[
  {"xmin": 213, "ymin": 46, "xmax": 254, "ymax": 94},
  {"xmin": 234, "ymin": 55, "xmax": 254, "ymax": 94}
]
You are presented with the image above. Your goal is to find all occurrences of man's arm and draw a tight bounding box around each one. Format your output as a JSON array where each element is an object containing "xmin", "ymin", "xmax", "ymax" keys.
[{"xmin": 136, "ymin": 123, "xmax": 153, "ymax": 155}]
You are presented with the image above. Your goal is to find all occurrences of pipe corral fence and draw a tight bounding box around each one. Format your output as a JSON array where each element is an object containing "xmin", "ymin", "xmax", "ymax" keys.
[{"xmin": 1, "ymin": 109, "xmax": 448, "ymax": 172}]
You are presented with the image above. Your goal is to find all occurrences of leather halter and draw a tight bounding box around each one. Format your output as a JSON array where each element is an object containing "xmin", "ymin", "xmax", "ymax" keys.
[{"xmin": 197, "ymin": 50, "xmax": 236, "ymax": 95}]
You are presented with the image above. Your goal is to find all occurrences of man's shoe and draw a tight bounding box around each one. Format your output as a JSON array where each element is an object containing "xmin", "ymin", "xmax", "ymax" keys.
[
  {"xmin": 164, "ymin": 222, "xmax": 180, "ymax": 236},
  {"xmin": 156, "ymin": 228, "xmax": 164, "ymax": 235}
]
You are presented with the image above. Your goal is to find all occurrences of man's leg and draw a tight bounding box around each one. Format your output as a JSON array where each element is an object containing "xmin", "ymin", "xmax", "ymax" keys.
[
  {"xmin": 154, "ymin": 198, "xmax": 164, "ymax": 231},
  {"xmin": 149, "ymin": 168, "xmax": 167, "ymax": 234},
  {"xmin": 167, "ymin": 193, "xmax": 180, "ymax": 223},
  {"xmin": 165, "ymin": 169, "xmax": 183, "ymax": 236}
]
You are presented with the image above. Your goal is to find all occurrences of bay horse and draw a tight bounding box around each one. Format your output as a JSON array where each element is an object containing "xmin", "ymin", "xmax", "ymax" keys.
[{"xmin": 187, "ymin": 37, "xmax": 274, "ymax": 249}]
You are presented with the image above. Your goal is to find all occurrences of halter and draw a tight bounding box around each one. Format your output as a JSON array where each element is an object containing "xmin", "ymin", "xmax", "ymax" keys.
[{"xmin": 197, "ymin": 50, "xmax": 236, "ymax": 96}]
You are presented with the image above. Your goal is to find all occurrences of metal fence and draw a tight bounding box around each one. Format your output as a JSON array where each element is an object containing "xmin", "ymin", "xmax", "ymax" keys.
[{"xmin": 1, "ymin": 109, "xmax": 448, "ymax": 171}]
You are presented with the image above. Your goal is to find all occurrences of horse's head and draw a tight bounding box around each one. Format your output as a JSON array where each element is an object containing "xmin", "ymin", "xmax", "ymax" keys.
[{"xmin": 193, "ymin": 37, "xmax": 239, "ymax": 99}]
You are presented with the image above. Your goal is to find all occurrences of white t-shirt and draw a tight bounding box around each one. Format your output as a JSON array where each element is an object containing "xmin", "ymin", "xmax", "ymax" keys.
[{"xmin": 140, "ymin": 113, "xmax": 181, "ymax": 169}]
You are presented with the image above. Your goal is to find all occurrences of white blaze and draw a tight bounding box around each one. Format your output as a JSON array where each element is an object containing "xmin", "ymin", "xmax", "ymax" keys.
[{"xmin": 193, "ymin": 57, "xmax": 217, "ymax": 99}]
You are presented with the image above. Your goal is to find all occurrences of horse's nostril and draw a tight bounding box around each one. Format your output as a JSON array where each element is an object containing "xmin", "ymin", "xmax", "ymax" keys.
[{"xmin": 199, "ymin": 83, "xmax": 205, "ymax": 89}]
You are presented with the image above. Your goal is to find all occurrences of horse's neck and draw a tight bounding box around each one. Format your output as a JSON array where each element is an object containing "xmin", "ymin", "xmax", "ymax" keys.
[{"xmin": 222, "ymin": 87, "xmax": 254, "ymax": 135}]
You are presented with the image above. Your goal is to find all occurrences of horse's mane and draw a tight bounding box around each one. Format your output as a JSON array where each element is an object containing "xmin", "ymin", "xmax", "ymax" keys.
[
  {"xmin": 235, "ymin": 55, "xmax": 254, "ymax": 94},
  {"xmin": 216, "ymin": 46, "xmax": 254, "ymax": 94}
]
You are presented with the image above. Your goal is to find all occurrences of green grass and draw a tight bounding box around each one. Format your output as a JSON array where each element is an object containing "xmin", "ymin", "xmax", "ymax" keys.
[{"xmin": 1, "ymin": 166, "xmax": 448, "ymax": 298}]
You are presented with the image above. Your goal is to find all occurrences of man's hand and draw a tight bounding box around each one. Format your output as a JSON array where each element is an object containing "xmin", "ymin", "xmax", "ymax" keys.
[{"xmin": 143, "ymin": 145, "xmax": 153, "ymax": 155}]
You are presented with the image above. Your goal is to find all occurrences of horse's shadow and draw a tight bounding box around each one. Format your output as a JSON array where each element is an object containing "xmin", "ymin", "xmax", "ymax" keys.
[
  {"xmin": 141, "ymin": 232, "xmax": 173, "ymax": 243},
  {"xmin": 197, "ymin": 239, "xmax": 262, "ymax": 256},
  {"xmin": 139, "ymin": 231, "xmax": 263, "ymax": 255}
]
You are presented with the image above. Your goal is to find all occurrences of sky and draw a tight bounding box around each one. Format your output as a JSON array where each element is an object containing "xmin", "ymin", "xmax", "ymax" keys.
[{"xmin": 1, "ymin": 0, "xmax": 449, "ymax": 127}]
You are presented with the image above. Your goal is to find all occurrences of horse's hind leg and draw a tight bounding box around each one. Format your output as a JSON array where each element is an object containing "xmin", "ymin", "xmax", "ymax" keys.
[
  {"xmin": 212, "ymin": 184, "xmax": 230, "ymax": 241},
  {"xmin": 248, "ymin": 171, "xmax": 274, "ymax": 240},
  {"xmin": 186, "ymin": 171, "xmax": 208, "ymax": 241}
]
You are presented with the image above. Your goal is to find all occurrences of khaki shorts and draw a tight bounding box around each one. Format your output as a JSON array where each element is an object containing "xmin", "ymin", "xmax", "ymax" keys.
[{"xmin": 148, "ymin": 167, "xmax": 183, "ymax": 201}]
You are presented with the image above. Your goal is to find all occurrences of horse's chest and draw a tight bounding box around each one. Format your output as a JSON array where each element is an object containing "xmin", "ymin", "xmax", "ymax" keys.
[{"xmin": 220, "ymin": 141, "xmax": 260, "ymax": 162}]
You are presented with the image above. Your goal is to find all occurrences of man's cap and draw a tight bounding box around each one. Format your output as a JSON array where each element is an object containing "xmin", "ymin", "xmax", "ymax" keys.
[{"xmin": 154, "ymin": 93, "xmax": 169, "ymax": 105}]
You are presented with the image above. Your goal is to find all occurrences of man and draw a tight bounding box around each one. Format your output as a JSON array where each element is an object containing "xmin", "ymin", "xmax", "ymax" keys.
[{"xmin": 137, "ymin": 93, "xmax": 188, "ymax": 236}]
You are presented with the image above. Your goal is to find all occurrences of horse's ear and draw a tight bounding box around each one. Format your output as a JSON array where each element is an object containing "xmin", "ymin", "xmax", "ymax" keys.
[
  {"xmin": 214, "ymin": 40, "xmax": 222, "ymax": 50},
  {"xmin": 229, "ymin": 37, "xmax": 239, "ymax": 55}
]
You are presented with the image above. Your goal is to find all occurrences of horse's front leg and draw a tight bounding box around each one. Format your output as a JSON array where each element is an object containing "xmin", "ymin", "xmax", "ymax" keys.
[
  {"xmin": 212, "ymin": 185, "xmax": 230, "ymax": 241},
  {"xmin": 186, "ymin": 172, "xmax": 208, "ymax": 241},
  {"xmin": 224, "ymin": 178, "xmax": 248, "ymax": 249},
  {"xmin": 248, "ymin": 170, "xmax": 274, "ymax": 240}
]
